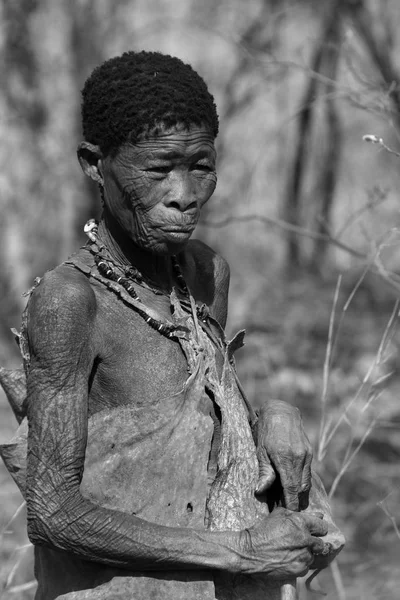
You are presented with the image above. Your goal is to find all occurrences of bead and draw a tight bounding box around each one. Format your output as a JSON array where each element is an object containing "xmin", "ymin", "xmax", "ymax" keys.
[
  {"xmin": 88, "ymin": 243, "xmax": 195, "ymax": 340},
  {"xmin": 84, "ymin": 219, "xmax": 99, "ymax": 242}
]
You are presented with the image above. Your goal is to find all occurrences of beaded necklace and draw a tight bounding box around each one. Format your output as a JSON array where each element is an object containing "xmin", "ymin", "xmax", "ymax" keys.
[
  {"xmin": 82, "ymin": 221, "xmax": 256, "ymax": 423},
  {"xmin": 83, "ymin": 219, "xmax": 206, "ymax": 339}
]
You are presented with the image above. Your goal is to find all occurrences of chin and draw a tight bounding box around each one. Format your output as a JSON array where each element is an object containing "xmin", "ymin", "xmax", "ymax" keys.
[{"xmin": 150, "ymin": 234, "xmax": 192, "ymax": 256}]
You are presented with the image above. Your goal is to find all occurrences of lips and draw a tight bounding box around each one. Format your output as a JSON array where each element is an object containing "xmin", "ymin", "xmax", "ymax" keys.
[
  {"xmin": 157, "ymin": 223, "xmax": 196, "ymax": 245},
  {"xmin": 158, "ymin": 217, "xmax": 197, "ymax": 233},
  {"xmin": 162, "ymin": 227, "xmax": 194, "ymax": 242},
  {"xmin": 162, "ymin": 225, "xmax": 195, "ymax": 234}
]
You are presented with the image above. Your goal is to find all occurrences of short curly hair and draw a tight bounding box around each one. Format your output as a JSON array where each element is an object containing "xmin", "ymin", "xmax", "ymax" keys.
[{"xmin": 81, "ymin": 50, "xmax": 219, "ymax": 155}]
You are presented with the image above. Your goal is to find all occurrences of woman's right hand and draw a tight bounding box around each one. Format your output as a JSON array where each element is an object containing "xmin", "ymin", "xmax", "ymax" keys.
[{"xmin": 235, "ymin": 508, "xmax": 329, "ymax": 578}]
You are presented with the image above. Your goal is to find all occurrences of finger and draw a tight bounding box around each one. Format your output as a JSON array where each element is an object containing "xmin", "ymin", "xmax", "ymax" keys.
[
  {"xmin": 278, "ymin": 457, "xmax": 305, "ymax": 511},
  {"xmin": 255, "ymin": 449, "xmax": 276, "ymax": 494},
  {"xmin": 309, "ymin": 538, "xmax": 333, "ymax": 556},
  {"xmin": 300, "ymin": 449, "xmax": 313, "ymax": 493},
  {"xmin": 305, "ymin": 511, "xmax": 324, "ymax": 520},
  {"xmin": 302, "ymin": 514, "xmax": 329, "ymax": 537},
  {"xmin": 299, "ymin": 451, "xmax": 312, "ymax": 510},
  {"xmin": 299, "ymin": 490, "xmax": 309, "ymax": 511},
  {"xmin": 281, "ymin": 473, "xmax": 302, "ymax": 511}
]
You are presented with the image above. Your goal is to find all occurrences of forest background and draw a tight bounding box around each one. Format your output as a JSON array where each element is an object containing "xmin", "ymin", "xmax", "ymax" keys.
[{"xmin": 1, "ymin": 0, "xmax": 400, "ymax": 598}]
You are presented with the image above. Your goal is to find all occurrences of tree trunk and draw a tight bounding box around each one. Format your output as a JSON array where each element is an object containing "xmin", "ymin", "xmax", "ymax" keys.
[
  {"xmin": 347, "ymin": 0, "xmax": 400, "ymax": 132},
  {"xmin": 283, "ymin": 0, "xmax": 342, "ymax": 274},
  {"xmin": 310, "ymin": 1, "xmax": 342, "ymax": 271}
]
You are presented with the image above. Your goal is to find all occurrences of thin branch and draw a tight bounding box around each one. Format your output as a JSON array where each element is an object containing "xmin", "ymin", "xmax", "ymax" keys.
[
  {"xmin": 378, "ymin": 492, "xmax": 400, "ymax": 541},
  {"xmin": 5, "ymin": 581, "xmax": 37, "ymax": 594},
  {"xmin": 200, "ymin": 214, "xmax": 366, "ymax": 259},
  {"xmin": 363, "ymin": 134, "xmax": 400, "ymax": 158},
  {"xmin": 0, "ymin": 502, "xmax": 26, "ymax": 542},
  {"xmin": 334, "ymin": 187, "xmax": 388, "ymax": 239},
  {"xmin": 328, "ymin": 416, "xmax": 378, "ymax": 500},
  {"xmin": 320, "ymin": 298, "xmax": 398, "ymax": 458},
  {"xmin": 330, "ymin": 560, "xmax": 347, "ymax": 600},
  {"xmin": 318, "ymin": 275, "xmax": 342, "ymax": 462},
  {"xmin": 347, "ymin": 0, "xmax": 400, "ymax": 131}
]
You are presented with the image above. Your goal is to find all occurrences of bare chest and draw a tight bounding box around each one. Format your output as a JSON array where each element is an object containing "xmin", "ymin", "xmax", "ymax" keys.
[{"xmin": 88, "ymin": 284, "xmax": 194, "ymax": 416}]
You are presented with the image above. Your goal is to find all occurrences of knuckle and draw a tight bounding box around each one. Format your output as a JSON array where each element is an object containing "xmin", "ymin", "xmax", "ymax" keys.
[
  {"xmin": 291, "ymin": 560, "xmax": 310, "ymax": 577},
  {"xmin": 292, "ymin": 446, "xmax": 305, "ymax": 459},
  {"xmin": 287, "ymin": 513, "xmax": 303, "ymax": 528},
  {"xmin": 273, "ymin": 507, "xmax": 287, "ymax": 518},
  {"xmin": 290, "ymin": 406, "xmax": 301, "ymax": 418},
  {"xmin": 286, "ymin": 482, "xmax": 300, "ymax": 495}
]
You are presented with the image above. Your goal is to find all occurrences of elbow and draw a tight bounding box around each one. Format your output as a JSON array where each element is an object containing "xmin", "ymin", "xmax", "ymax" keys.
[
  {"xmin": 27, "ymin": 502, "xmax": 65, "ymax": 549},
  {"xmin": 26, "ymin": 490, "xmax": 85, "ymax": 551},
  {"xmin": 27, "ymin": 512, "xmax": 48, "ymax": 547},
  {"xmin": 27, "ymin": 506, "xmax": 56, "ymax": 548}
]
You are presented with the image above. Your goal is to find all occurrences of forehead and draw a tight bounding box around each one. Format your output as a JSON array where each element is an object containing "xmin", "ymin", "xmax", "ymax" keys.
[{"xmin": 114, "ymin": 123, "xmax": 216, "ymax": 161}]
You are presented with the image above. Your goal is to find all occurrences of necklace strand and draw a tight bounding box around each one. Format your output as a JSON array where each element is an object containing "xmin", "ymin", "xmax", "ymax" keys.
[{"xmin": 84, "ymin": 219, "xmax": 207, "ymax": 339}]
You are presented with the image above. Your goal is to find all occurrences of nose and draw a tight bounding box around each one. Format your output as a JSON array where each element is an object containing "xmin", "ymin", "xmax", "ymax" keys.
[{"xmin": 163, "ymin": 172, "xmax": 196, "ymax": 212}]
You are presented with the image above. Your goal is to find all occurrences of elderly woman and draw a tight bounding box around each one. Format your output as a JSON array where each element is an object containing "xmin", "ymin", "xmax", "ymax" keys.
[{"xmin": 1, "ymin": 51, "xmax": 343, "ymax": 600}]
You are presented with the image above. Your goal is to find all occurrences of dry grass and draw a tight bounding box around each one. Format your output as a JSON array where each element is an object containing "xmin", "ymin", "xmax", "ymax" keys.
[{"xmin": 236, "ymin": 267, "xmax": 400, "ymax": 600}]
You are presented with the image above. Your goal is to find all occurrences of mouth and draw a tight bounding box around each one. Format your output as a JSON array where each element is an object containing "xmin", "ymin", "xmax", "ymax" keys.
[
  {"xmin": 160, "ymin": 221, "xmax": 196, "ymax": 236},
  {"xmin": 161, "ymin": 227, "xmax": 195, "ymax": 243}
]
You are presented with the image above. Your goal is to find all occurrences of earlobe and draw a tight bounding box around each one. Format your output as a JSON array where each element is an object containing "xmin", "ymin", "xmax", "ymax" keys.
[{"xmin": 77, "ymin": 142, "xmax": 104, "ymax": 185}]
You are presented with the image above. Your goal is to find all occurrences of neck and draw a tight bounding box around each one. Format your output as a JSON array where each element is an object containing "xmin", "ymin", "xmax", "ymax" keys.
[{"xmin": 96, "ymin": 215, "xmax": 174, "ymax": 292}]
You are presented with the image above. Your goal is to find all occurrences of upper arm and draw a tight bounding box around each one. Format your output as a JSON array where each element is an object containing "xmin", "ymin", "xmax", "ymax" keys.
[
  {"xmin": 26, "ymin": 267, "xmax": 97, "ymax": 538},
  {"xmin": 209, "ymin": 251, "xmax": 230, "ymax": 329},
  {"xmin": 184, "ymin": 240, "xmax": 230, "ymax": 329}
]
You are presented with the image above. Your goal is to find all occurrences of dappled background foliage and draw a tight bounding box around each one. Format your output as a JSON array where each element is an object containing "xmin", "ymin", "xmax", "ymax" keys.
[{"xmin": 2, "ymin": 0, "xmax": 400, "ymax": 598}]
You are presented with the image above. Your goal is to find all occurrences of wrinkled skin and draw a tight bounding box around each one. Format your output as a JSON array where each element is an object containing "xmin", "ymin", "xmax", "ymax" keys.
[
  {"xmin": 101, "ymin": 128, "xmax": 218, "ymax": 256},
  {"xmin": 238, "ymin": 508, "xmax": 327, "ymax": 578},
  {"xmin": 25, "ymin": 123, "xmax": 340, "ymax": 597},
  {"xmin": 255, "ymin": 401, "xmax": 313, "ymax": 511}
]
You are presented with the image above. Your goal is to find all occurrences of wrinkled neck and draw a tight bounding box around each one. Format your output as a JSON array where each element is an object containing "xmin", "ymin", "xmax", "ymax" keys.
[{"xmin": 97, "ymin": 215, "xmax": 174, "ymax": 292}]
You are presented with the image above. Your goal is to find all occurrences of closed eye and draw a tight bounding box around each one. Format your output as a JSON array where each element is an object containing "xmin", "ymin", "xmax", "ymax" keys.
[
  {"xmin": 191, "ymin": 163, "xmax": 214, "ymax": 172},
  {"xmin": 147, "ymin": 165, "xmax": 173, "ymax": 174}
]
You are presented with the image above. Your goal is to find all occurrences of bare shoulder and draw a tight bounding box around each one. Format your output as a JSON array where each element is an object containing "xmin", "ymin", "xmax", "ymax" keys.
[
  {"xmin": 181, "ymin": 239, "xmax": 230, "ymax": 328},
  {"xmin": 27, "ymin": 263, "xmax": 97, "ymax": 351},
  {"xmin": 185, "ymin": 239, "xmax": 230, "ymax": 284}
]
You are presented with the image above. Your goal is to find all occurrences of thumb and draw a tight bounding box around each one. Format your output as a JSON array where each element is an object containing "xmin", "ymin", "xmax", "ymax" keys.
[{"xmin": 256, "ymin": 449, "xmax": 276, "ymax": 494}]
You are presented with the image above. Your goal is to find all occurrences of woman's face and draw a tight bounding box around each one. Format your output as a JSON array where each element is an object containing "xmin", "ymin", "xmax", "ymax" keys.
[{"xmin": 101, "ymin": 123, "xmax": 217, "ymax": 255}]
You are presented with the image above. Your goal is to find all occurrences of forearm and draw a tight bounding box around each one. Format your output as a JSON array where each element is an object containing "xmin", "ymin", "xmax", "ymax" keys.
[{"xmin": 27, "ymin": 491, "xmax": 240, "ymax": 572}]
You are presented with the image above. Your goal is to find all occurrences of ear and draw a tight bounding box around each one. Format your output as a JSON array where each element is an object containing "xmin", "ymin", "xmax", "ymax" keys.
[{"xmin": 77, "ymin": 142, "xmax": 104, "ymax": 185}]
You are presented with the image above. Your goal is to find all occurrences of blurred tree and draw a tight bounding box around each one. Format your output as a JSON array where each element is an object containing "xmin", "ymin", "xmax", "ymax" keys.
[
  {"xmin": 69, "ymin": 0, "xmax": 106, "ymax": 227},
  {"xmin": 2, "ymin": 0, "xmax": 400, "ymax": 342},
  {"xmin": 283, "ymin": 0, "xmax": 343, "ymax": 273},
  {"xmin": 347, "ymin": 0, "xmax": 400, "ymax": 131},
  {"xmin": 1, "ymin": 0, "xmax": 46, "ymax": 344},
  {"xmin": 309, "ymin": 1, "xmax": 343, "ymax": 271}
]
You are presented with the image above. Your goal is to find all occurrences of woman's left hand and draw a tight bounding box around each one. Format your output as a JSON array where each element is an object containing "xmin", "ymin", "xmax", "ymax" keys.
[{"xmin": 255, "ymin": 400, "xmax": 313, "ymax": 511}]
